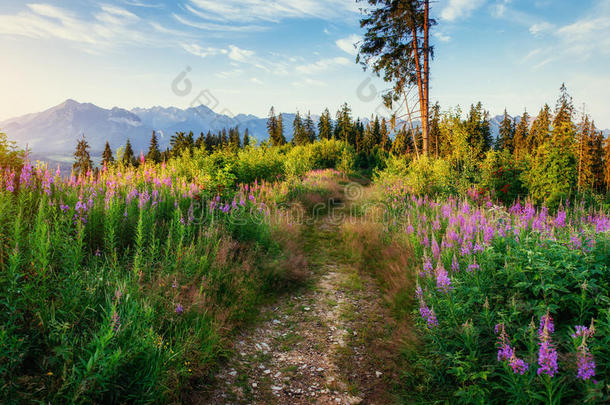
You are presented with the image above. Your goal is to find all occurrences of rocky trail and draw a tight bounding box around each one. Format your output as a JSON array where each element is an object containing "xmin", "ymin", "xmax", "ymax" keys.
[{"xmin": 202, "ymin": 183, "xmax": 403, "ymax": 404}]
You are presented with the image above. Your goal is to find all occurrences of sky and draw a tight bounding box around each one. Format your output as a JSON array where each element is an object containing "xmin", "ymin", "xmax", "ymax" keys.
[{"xmin": 0, "ymin": 0, "xmax": 609, "ymax": 127}]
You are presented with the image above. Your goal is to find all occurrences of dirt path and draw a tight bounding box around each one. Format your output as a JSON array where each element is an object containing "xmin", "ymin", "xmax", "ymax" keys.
[{"xmin": 203, "ymin": 185, "xmax": 400, "ymax": 404}]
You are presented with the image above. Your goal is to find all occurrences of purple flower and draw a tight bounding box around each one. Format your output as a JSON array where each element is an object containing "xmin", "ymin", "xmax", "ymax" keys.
[
  {"xmin": 111, "ymin": 311, "xmax": 120, "ymax": 332},
  {"xmin": 451, "ymin": 255, "xmax": 460, "ymax": 272},
  {"xmin": 176, "ymin": 303, "xmax": 184, "ymax": 314},
  {"xmin": 572, "ymin": 324, "xmax": 596, "ymax": 381},
  {"xmin": 495, "ymin": 323, "xmax": 529, "ymax": 375},
  {"xmin": 576, "ymin": 347, "xmax": 595, "ymax": 381},
  {"xmin": 509, "ymin": 355, "xmax": 529, "ymax": 375},
  {"xmin": 435, "ymin": 263, "xmax": 453, "ymax": 293},
  {"xmin": 467, "ymin": 261, "xmax": 480, "ymax": 272},
  {"xmin": 421, "ymin": 257, "xmax": 433, "ymax": 277},
  {"xmin": 418, "ymin": 296, "xmax": 438, "ymax": 329},
  {"xmin": 537, "ymin": 311, "xmax": 558, "ymax": 377}
]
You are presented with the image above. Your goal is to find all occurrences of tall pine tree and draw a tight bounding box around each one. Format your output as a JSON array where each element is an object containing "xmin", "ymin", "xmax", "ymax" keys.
[
  {"xmin": 243, "ymin": 128, "xmax": 250, "ymax": 147},
  {"xmin": 146, "ymin": 131, "xmax": 161, "ymax": 163},
  {"xmin": 73, "ymin": 134, "xmax": 92, "ymax": 175},
  {"xmin": 102, "ymin": 141, "xmax": 114, "ymax": 167},
  {"xmin": 513, "ymin": 111, "xmax": 530, "ymax": 159},
  {"xmin": 497, "ymin": 109, "xmax": 515, "ymax": 153},
  {"xmin": 292, "ymin": 111, "xmax": 309, "ymax": 145},
  {"xmin": 318, "ymin": 108, "xmax": 333, "ymax": 140},
  {"xmin": 123, "ymin": 138, "xmax": 136, "ymax": 166},
  {"xmin": 305, "ymin": 111, "xmax": 317, "ymax": 143}
]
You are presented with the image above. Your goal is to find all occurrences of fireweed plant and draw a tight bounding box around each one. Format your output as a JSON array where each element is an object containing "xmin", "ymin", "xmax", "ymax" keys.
[
  {"xmin": 383, "ymin": 180, "xmax": 610, "ymax": 403},
  {"xmin": 0, "ymin": 160, "xmax": 342, "ymax": 403}
]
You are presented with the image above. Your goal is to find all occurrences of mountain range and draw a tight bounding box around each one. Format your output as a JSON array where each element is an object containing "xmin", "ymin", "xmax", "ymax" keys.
[{"xmin": 0, "ymin": 100, "xmax": 608, "ymax": 170}]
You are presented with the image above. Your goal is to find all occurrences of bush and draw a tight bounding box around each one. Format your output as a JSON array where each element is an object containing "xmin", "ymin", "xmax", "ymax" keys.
[{"xmin": 480, "ymin": 150, "xmax": 527, "ymax": 205}]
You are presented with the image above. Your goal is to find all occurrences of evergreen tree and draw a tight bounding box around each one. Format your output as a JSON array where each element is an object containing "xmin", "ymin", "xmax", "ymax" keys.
[
  {"xmin": 228, "ymin": 126, "xmax": 241, "ymax": 151},
  {"xmin": 362, "ymin": 123, "xmax": 375, "ymax": 154},
  {"xmin": 391, "ymin": 128, "xmax": 412, "ymax": 155},
  {"xmin": 293, "ymin": 111, "xmax": 309, "ymax": 145},
  {"xmin": 372, "ymin": 116, "xmax": 382, "ymax": 146},
  {"xmin": 268, "ymin": 107, "xmax": 286, "ymax": 146},
  {"xmin": 551, "ymin": 83, "xmax": 575, "ymax": 149},
  {"xmin": 513, "ymin": 111, "xmax": 530, "ymax": 159},
  {"xmin": 590, "ymin": 122, "xmax": 605, "ymax": 192},
  {"xmin": 102, "ymin": 141, "xmax": 114, "ymax": 167},
  {"xmin": 146, "ymin": 131, "xmax": 161, "ymax": 163},
  {"xmin": 221, "ymin": 129, "xmax": 228, "ymax": 147},
  {"xmin": 318, "ymin": 108, "xmax": 333, "ymax": 140},
  {"xmin": 497, "ymin": 109, "xmax": 515, "ymax": 153},
  {"xmin": 73, "ymin": 134, "xmax": 93, "ymax": 175},
  {"xmin": 529, "ymin": 104, "xmax": 551, "ymax": 149},
  {"xmin": 267, "ymin": 106, "xmax": 278, "ymax": 143},
  {"xmin": 243, "ymin": 128, "xmax": 250, "ymax": 147},
  {"xmin": 195, "ymin": 132, "xmax": 205, "ymax": 150},
  {"xmin": 604, "ymin": 135, "xmax": 610, "ymax": 193},
  {"xmin": 276, "ymin": 113, "xmax": 286, "ymax": 145},
  {"xmin": 122, "ymin": 138, "xmax": 136, "ymax": 166},
  {"xmin": 359, "ymin": 0, "xmax": 434, "ymax": 155},
  {"xmin": 380, "ymin": 117, "xmax": 391, "ymax": 152},
  {"xmin": 305, "ymin": 111, "xmax": 317, "ymax": 143},
  {"xmin": 576, "ymin": 114, "xmax": 593, "ymax": 192},
  {"xmin": 335, "ymin": 103, "xmax": 353, "ymax": 144},
  {"xmin": 465, "ymin": 102, "xmax": 492, "ymax": 160},
  {"xmin": 429, "ymin": 103, "xmax": 441, "ymax": 157},
  {"xmin": 204, "ymin": 131, "xmax": 214, "ymax": 151}
]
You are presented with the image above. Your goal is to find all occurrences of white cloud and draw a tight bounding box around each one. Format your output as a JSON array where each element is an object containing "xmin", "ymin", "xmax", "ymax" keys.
[
  {"xmin": 292, "ymin": 78, "xmax": 326, "ymax": 87},
  {"xmin": 0, "ymin": 3, "xmax": 159, "ymax": 48},
  {"xmin": 441, "ymin": 0, "xmax": 486, "ymax": 21},
  {"xmin": 250, "ymin": 77, "xmax": 263, "ymax": 85},
  {"xmin": 529, "ymin": 22, "xmax": 554, "ymax": 35},
  {"xmin": 296, "ymin": 57, "xmax": 350, "ymax": 75},
  {"xmin": 434, "ymin": 32, "xmax": 451, "ymax": 42},
  {"xmin": 185, "ymin": 0, "xmax": 358, "ymax": 24},
  {"xmin": 228, "ymin": 45, "xmax": 255, "ymax": 62},
  {"xmin": 336, "ymin": 34, "xmax": 360, "ymax": 56},
  {"xmin": 181, "ymin": 43, "xmax": 222, "ymax": 58}
]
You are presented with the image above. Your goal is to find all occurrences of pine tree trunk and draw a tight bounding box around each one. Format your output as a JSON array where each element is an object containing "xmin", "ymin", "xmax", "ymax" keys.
[
  {"xmin": 410, "ymin": 25, "xmax": 426, "ymax": 157},
  {"xmin": 422, "ymin": 0, "xmax": 430, "ymax": 157}
]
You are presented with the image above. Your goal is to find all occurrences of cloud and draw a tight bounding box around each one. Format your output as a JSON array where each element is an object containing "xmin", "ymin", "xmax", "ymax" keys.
[
  {"xmin": 441, "ymin": 0, "xmax": 486, "ymax": 21},
  {"xmin": 250, "ymin": 77, "xmax": 263, "ymax": 85},
  {"xmin": 0, "ymin": 3, "xmax": 160, "ymax": 48},
  {"xmin": 292, "ymin": 78, "xmax": 326, "ymax": 87},
  {"xmin": 228, "ymin": 45, "xmax": 255, "ymax": 62},
  {"xmin": 434, "ymin": 32, "xmax": 451, "ymax": 42},
  {"xmin": 121, "ymin": 0, "xmax": 164, "ymax": 7},
  {"xmin": 174, "ymin": 10, "xmax": 267, "ymax": 32},
  {"xmin": 184, "ymin": 0, "xmax": 358, "ymax": 24},
  {"xmin": 529, "ymin": 22, "xmax": 554, "ymax": 35},
  {"xmin": 181, "ymin": 43, "xmax": 223, "ymax": 58},
  {"xmin": 336, "ymin": 34, "xmax": 360, "ymax": 56},
  {"xmin": 296, "ymin": 57, "xmax": 350, "ymax": 75}
]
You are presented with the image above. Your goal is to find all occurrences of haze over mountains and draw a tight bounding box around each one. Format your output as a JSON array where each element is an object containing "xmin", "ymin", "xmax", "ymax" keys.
[{"xmin": 1, "ymin": 100, "xmax": 608, "ymax": 169}]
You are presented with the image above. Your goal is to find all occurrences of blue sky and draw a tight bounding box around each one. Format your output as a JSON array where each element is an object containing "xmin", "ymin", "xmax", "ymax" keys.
[{"xmin": 1, "ymin": 0, "xmax": 609, "ymax": 127}]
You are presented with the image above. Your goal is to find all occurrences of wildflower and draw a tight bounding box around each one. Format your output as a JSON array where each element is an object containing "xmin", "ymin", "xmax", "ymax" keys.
[
  {"xmin": 576, "ymin": 344, "xmax": 595, "ymax": 381},
  {"xmin": 572, "ymin": 323, "xmax": 596, "ymax": 381},
  {"xmin": 451, "ymin": 255, "xmax": 460, "ymax": 272},
  {"xmin": 114, "ymin": 288, "xmax": 123, "ymax": 303},
  {"xmin": 537, "ymin": 311, "xmax": 558, "ymax": 377},
  {"xmin": 467, "ymin": 260, "xmax": 480, "ymax": 272},
  {"xmin": 419, "ymin": 300, "xmax": 438, "ymax": 328},
  {"xmin": 435, "ymin": 262, "xmax": 453, "ymax": 293},
  {"xmin": 176, "ymin": 303, "xmax": 184, "ymax": 314},
  {"xmin": 495, "ymin": 323, "xmax": 529, "ymax": 375},
  {"xmin": 421, "ymin": 257, "xmax": 433, "ymax": 277},
  {"xmin": 111, "ymin": 311, "xmax": 120, "ymax": 332}
]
